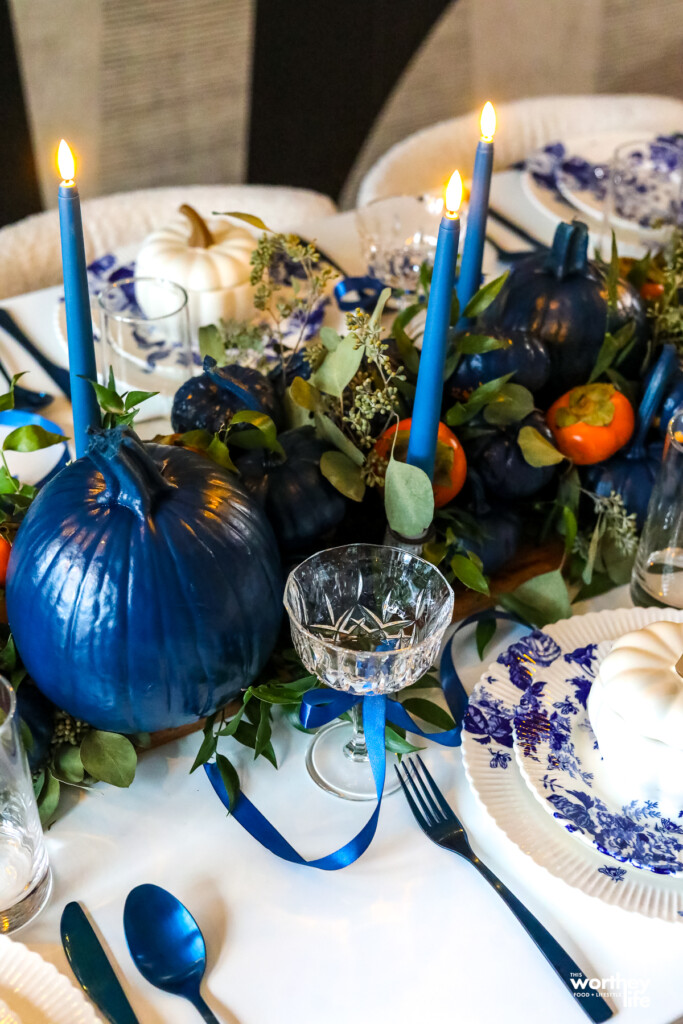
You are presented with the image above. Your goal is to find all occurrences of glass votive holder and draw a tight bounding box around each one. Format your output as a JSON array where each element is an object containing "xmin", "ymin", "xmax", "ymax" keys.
[
  {"xmin": 98, "ymin": 277, "xmax": 195, "ymax": 418},
  {"xmin": 604, "ymin": 138, "xmax": 683, "ymax": 256},
  {"xmin": 631, "ymin": 409, "xmax": 683, "ymax": 608},
  {"xmin": 0, "ymin": 676, "xmax": 51, "ymax": 932}
]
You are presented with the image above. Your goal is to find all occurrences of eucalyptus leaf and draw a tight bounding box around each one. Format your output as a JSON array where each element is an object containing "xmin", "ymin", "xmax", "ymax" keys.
[
  {"xmin": 449, "ymin": 553, "xmax": 490, "ymax": 595},
  {"xmin": 36, "ymin": 770, "xmax": 60, "ymax": 826},
  {"xmin": 315, "ymin": 414, "xmax": 365, "ymax": 466},
  {"xmin": 55, "ymin": 744, "xmax": 84, "ymax": 784},
  {"xmin": 320, "ymin": 327, "xmax": 341, "ymax": 352},
  {"xmin": 483, "ymin": 383, "xmax": 534, "ymax": 426},
  {"xmin": 320, "ymin": 450, "xmax": 365, "ymax": 501},
  {"xmin": 500, "ymin": 569, "xmax": 572, "ymax": 627},
  {"xmin": 198, "ymin": 324, "xmax": 225, "ymax": 365},
  {"xmin": 517, "ymin": 426, "xmax": 565, "ymax": 467},
  {"xmin": 80, "ymin": 730, "xmax": 137, "ymax": 787},
  {"xmin": 385, "ymin": 457, "xmax": 434, "ymax": 537},
  {"xmin": 289, "ymin": 376, "xmax": 320, "ymax": 411},
  {"xmin": 463, "ymin": 271, "xmax": 509, "ymax": 318},
  {"xmin": 3, "ymin": 425, "xmax": 65, "ymax": 453},
  {"xmin": 229, "ymin": 411, "xmax": 284, "ymax": 456},
  {"xmin": 312, "ymin": 333, "xmax": 364, "ymax": 398},
  {"xmin": 215, "ymin": 753, "xmax": 241, "ymax": 813}
]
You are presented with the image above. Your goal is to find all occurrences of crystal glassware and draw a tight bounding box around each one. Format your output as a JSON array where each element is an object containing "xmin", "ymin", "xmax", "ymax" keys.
[
  {"xmin": 284, "ymin": 544, "xmax": 454, "ymax": 800},
  {"xmin": 632, "ymin": 409, "xmax": 683, "ymax": 608},
  {"xmin": 604, "ymin": 138, "xmax": 683, "ymax": 256},
  {"xmin": 355, "ymin": 193, "xmax": 448, "ymax": 306},
  {"xmin": 98, "ymin": 277, "xmax": 194, "ymax": 418},
  {"xmin": 0, "ymin": 676, "xmax": 51, "ymax": 932}
]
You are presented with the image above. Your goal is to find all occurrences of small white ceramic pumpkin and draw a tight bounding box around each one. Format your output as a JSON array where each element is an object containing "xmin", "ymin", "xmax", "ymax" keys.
[
  {"xmin": 136, "ymin": 205, "xmax": 256, "ymax": 336},
  {"xmin": 588, "ymin": 620, "xmax": 683, "ymax": 813}
]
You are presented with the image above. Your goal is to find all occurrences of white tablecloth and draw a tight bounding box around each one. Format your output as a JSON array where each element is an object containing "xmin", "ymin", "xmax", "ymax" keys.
[{"xmin": 5, "ymin": 210, "xmax": 682, "ymax": 1024}]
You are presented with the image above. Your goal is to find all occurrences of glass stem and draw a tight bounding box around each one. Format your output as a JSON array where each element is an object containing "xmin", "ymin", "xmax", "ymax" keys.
[{"xmin": 343, "ymin": 703, "xmax": 369, "ymax": 762}]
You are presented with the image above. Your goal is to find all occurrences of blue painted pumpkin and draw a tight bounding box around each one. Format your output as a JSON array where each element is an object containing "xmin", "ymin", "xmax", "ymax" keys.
[
  {"xmin": 658, "ymin": 367, "xmax": 683, "ymax": 436},
  {"xmin": 172, "ymin": 357, "xmax": 284, "ymax": 435},
  {"xmin": 6, "ymin": 428, "xmax": 283, "ymax": 734},
  {"xmin": 480, "ymin": 221, "xmax": 647, "ymax": 401},
  {"xmin": 235, "ymin": 426, "xmax": 346, "ymax": 560},
  {"xmin": 447, "ymin": 329, "xmax": 550, "ymax": 400},
  {"xmin": 467, "ymin": 411, "xmax": 560, "ymax": 500}
]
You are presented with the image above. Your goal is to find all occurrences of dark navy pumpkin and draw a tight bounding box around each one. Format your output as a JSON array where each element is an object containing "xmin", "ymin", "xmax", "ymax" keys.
[
  {"xmin": 235, "ymin": 426, "xmax": 346, "ymax": 559},
  {"xmin": 6, "ymin": 428, "xmax": 283, "ymax": 734},
  {"xmin": 480, "ymin": 220, "xmax": 647, "ymax": 401},
  {"xmin": 657, "ymin": 360, "xmax": 683, "ymax": 437},
  {"xmin": 172, "ymin": 356, "xmax": 284, "ymax": 435},
  {"xmin": 447, "ymin": 329, "xmax": 550, "ymax": 399},
  {"xmin": 458, "ymin": 473, "xmax": 522, "ymax": 575},
  {"xmin": 467, "ymin": 411, "xmax": 559, "ymax": 500}
]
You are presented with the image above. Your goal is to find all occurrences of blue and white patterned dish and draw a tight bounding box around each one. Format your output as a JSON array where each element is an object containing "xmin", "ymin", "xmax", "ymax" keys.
[
  {"xmin": 512, "ymin": 641, "xmax": 683, "ymax": 875},
  {"xmin": 460, "ymin": 607, "xmax": 683, "ymax": 921},
  {"xmin": 55, "ymin": 247, "xmax": 333, "ymax": 376},
  {"xmin": 523, "ymin": 131, "xmax": 683, "ymax": 233}
]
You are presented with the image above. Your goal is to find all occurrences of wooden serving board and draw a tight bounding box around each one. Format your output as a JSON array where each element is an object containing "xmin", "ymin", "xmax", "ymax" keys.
[{"xmin": 146, "ymin": 540, "xmax": 564, "ymax": 750}]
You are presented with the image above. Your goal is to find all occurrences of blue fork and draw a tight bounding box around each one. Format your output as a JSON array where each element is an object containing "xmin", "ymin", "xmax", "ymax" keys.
[{"xmin": 395, "ymin": 756, "xmax": 613, "ymax": 1023}]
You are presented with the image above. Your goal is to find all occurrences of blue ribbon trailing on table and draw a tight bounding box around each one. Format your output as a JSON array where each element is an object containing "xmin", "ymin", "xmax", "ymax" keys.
[
  {"xmin": 334, "ymin": 276, "xmax": 387, "ymax": 312},
  {"xmin": 205, "ymin": 609, "xmax": 532, "ymax": 870}
]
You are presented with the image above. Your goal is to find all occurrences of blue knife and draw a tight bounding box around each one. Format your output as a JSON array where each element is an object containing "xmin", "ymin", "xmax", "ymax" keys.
[
  {"xmin": 61, "ymin": 902, "xmax": 141, "ymax": 1024},
  {"xmin": 0, "ymin": 308, "xmax": 72, "ymax": 398}
]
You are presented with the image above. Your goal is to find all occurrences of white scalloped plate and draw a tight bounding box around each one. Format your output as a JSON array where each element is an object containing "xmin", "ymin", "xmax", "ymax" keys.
[
  {"xmin": 461, "ymin": 607, "xmax": 683, "ymax": 922},
  {"xmin": 0, "ymin": 935, "xmax": 101, "ymax": 1024}
]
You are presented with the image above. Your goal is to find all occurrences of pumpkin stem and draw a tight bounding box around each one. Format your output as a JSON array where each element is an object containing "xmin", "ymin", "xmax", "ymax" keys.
[
  {"xmin": 87, "ymin": 428, "xmax": 174, "ymax": 520},
  {"xmin": 203, "ymin": 356, "xmax": 265, "ymax": 413},
  {"xmin": 179, "ymin": 204, "xmax": 214, "ymax": 248},
  {"xmin": 545, "ymin": 220, "xmax": 589, "ymax": 279}
]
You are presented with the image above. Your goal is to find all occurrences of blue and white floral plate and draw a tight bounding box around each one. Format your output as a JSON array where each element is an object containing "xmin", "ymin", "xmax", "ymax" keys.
[
  {"xmin": 461, "ymin": 607, "xmax": 683, "ymax": 921},
  {"xmin": 512, "ymin": 637, "xmax": 683, "ymax": 874}
]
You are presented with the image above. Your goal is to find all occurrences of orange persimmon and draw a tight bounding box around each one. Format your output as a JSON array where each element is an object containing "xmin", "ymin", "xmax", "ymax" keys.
[
  {"xmin": 546, "ymin": 384, "xmax": 635, "ymax": 465},
  {"xmin": 374, "ymin": 418, "xmax": 467, "ymax": 507},
  {"xmin": 0, "ymin": 537, "xmax": 11, "ymax": 588}
]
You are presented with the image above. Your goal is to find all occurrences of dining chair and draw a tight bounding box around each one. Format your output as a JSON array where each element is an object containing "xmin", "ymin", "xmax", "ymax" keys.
[
  {"xmin": 0, "ymin": 183, "xmax": 337, "ymax": 300},
  {"xmin": 356, "ymin": 93, "xmax": 683, "ymax": 205}
]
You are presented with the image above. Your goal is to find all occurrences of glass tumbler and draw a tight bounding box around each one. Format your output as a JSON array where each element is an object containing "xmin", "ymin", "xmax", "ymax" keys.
[
  {"xmin": 355, "ymin": 193, "xmax": 446, "ymax": 305},
  {"xmin": 604, "ymin": 139, "xmax": 683, "ymax": 255},
  {"xmin": 98, "ymin": 277, "xmax": 194, "ymax": 418},
  {"xmin": 284, "ymin": 544, "xmax": 454, "ymax": 800},
  {"xmin": 0, "ymin": 677, "xmax": 51, "ymax": 932},
  {"xmin": 632, "ymin": 410, "xmax": 683, "ymax": 608}
]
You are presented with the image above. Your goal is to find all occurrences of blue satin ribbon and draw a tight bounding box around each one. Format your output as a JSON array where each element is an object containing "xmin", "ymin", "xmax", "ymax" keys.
[
  {"xmin": 205, "ymin": 608, "xmax": 533, "ymax": 870},
  {"xmin": 334, "ymin": 276, "xmax": 386, "ymax": 312}
]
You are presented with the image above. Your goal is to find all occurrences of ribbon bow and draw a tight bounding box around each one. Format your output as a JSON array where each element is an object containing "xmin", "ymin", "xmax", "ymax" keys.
[{"xmin": 205, "ymin": 610, "xmax": 531, "ymax": 870}]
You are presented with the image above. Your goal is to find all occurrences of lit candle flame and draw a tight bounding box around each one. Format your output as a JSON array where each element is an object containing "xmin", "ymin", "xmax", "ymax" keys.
[
  {"xmin": 57, "ymin": 139, "xmax": 75, "ymax": 182},
  {"xmin": 480, "ymin": 101, "xmax": 496, "ymax": 142},
  {"xmin": 445, "ymin": 170, "xmax": 463, "ymax": 218}
]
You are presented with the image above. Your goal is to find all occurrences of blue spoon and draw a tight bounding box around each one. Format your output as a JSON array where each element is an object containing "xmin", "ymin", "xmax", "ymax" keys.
[{"xmin": 123, "ymin": 883, "xmax": 221, "ymax": 1024}]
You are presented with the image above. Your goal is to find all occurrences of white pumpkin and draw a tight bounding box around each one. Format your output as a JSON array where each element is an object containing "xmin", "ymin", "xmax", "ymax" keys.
[
  {"xmin": 588, "ymin": 620, "xmax": 683, "ymax": 813},
  {"xmin": 136, "ymin": 205, "xmax": 256, "ymax": 336}
]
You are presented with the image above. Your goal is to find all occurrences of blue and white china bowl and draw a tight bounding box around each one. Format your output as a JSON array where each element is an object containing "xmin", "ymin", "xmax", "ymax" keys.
[
  {"xmin": 460, "ymin": 607, "xmax": 683, "ymax": 920},
  {"xmin": 0, "ymin": 410, "xmax": 69, "ymax": 488},
  {"xmin": 56, "ymin": 248, "xmax": 333, "ymax": 375},
  {"xmin": 512, "ymin": 638, "xmax": 683, "ymax": 874}
]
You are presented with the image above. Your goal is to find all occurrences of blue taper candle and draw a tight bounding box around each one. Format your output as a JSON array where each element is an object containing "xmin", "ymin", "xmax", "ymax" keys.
[
  {"xmin": 406, "ymin": 171, "xmax": 462, "ymax": 480},
  {"xmin": 456, "ymin": 102, "xmax": 496, "ymax": 328},
  {"xmin": 57, "ymin": 140, "xmax": 100, "ymax": 458}
]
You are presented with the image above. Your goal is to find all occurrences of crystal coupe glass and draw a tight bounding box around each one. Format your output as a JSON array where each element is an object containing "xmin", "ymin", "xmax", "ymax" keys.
[{"xmin": 284, "ymin": 544, "xmax": 454, "ymax": 800}]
